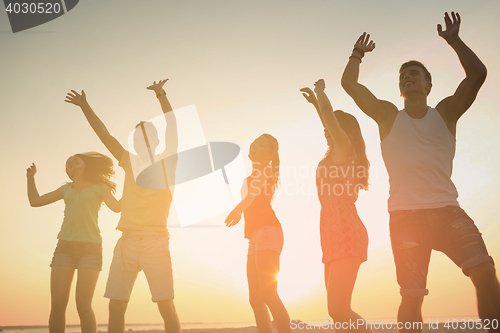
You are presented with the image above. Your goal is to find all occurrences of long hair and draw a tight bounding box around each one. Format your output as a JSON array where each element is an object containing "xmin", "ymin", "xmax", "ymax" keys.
[
  {"xmin": 74, "ymin": 152, "xmax": 117, "ymax": 193},
  {"xmin": 324, "ymin": 111, "xmax": 370, "ymax": 190},
  {"xmin": 259, "ymin": 134, "xmax": 280, "ymax": 198}
]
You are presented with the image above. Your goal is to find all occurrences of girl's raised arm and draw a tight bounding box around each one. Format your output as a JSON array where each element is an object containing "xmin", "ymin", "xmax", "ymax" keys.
[
  {"xmin": 314, "ymin": 79, "xmax": 352, "ymax": 156},
  {"xmin": 102, "ymin": 189, "xmax": 121, "ymax": 213},
  {"xmin": 26, "ymin": 163, "xmax": 63, "ymax": 207},
  {"xmin": 301, "ymin": 86, "xmax": 327, "ymax": 130}
]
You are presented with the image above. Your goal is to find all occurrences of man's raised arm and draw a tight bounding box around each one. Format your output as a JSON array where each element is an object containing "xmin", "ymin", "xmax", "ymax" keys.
[
  {"xmin": 341, "ymin": 33, "xmax": 397, "ymax": 125},
  {"xmin": 146, "ymin": 79, "xmax": 178, "ymax": 158},
  {"xmin": 435, "ymin": 12, "xmax": 487, "ymax": 124},
  {"xmin": 65, "ymin": 90, "xmax": 125, "ymax": 161},
  {"xmin": 146, "ymin": 79, "xmax": 179, "ymax": 193}
]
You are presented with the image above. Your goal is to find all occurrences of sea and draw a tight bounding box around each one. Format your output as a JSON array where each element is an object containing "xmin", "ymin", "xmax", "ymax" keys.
[{"xmin": 0, "ymin": 323, "xmax": 256, "ymax": 333}]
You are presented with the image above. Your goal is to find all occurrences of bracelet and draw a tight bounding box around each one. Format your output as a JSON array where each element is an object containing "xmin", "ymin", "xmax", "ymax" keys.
[
  {"xmin": 349, "ymin": 55, "xmax": 362, "ymax": 63},
  {"xmin": 156, "ymin": 90, "xmax": 166, "ymax": 97},
  {"xmin": 352, "ymin": 47, "xmax": 365, "ymax": 58}
]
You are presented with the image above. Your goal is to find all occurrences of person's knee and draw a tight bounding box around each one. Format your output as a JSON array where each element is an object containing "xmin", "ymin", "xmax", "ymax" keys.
[
  {"xmin": 157, "ymin": 299, "xmax": 177, "ymax": 319},
  {"xmin": 109, "ymin": 299, "xmax": 128, "ymax": 317},
  {"xmin": 469, "ymin": 263, "xmax": 498, "ymax": 288},
  {"xmin": 262, "ymin": 290, "xmax": 282, "ymax": 307},
  {"xmin": 50, "ymin": 298, "xmax": 69, "ymax": 313},
  {"xmin": 75, "ymin": 298, "xmax": 92, "ymax": 315},
  {"xmin": 249, "ymin": 293, "xmax": 265, "ymax": 310}
]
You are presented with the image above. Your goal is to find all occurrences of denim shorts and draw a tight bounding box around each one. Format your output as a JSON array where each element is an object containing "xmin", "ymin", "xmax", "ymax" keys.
[
  {"xmin": 104, "ymin": 231, "xmax": 174, "ymax": 302},
  {"xmin": 247, "ymin": 226, "xmax": 284, "ymax": 256},
  {"xmin": 50, "ymin": 239, "xmax": 103, "ymax": 271},
  {"xmin": 390, "ymin": 205, "xmax": 494, "ymax": 297}
]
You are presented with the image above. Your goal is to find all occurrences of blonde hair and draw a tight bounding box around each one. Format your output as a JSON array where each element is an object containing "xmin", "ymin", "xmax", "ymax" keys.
[
  {"xmin": 73, "ymin": 152, "xmax": 116, "ymax": 192},
  {"xmin": 258, "ymin": 134, "xmax": 280, "ymax": 198}
]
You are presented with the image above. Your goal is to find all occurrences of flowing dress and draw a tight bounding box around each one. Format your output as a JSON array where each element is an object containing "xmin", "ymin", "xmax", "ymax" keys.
[{"xmin": 316, "ymin": 155, "xmax": 368, "ymax": 264}]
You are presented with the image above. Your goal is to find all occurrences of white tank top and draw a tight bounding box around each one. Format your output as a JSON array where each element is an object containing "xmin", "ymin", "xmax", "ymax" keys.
[{"xmin": 381, "ymin": 107, "xmax": 459, "ymax": 211}]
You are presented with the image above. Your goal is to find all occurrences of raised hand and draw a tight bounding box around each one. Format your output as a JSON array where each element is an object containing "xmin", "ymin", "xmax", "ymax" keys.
[
  {"xmin": 314, "ymin": 79, "xmax": 326, "ymax": 93},
  {"xmin": 26, "ymin": 163, "xmax": 37, "ymax": 178},
  {"xmin": 300, "ymin": 87, "xmax": 318, "ymax": 105},
  {"xmin": 65, "ymin": 90, "xmax": 87, "ymax": 106},
  {"xmin": 354, "ymin": 32, "xmax": 376, "ymax": 53},
  {"xmin": 438, "ymin": 12, "xmax": 460, "ymax": 42},
  {"xmin": 147, "ymin": 79, "xmax": 169, "ymax": 93}
]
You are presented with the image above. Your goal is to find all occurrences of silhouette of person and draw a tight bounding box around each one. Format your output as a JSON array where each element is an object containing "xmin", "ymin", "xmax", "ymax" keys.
[
  {"xmin": 225, "ymin": 134, "xmax": 291, "ymax": 333},
  {"xmin": 66, "ymin": 79, "xmax": 181, "ymax": 333},
  {"xmin": 302, "ymin": 80, "xmax": 372, "ymax": 332},
  {"xmin": 341, "ymin": 12, "xmax": 500, "ymax": 332},
  {"xmin": 26, "ymin": 152, "xmax": 120, "ymax": 333}
]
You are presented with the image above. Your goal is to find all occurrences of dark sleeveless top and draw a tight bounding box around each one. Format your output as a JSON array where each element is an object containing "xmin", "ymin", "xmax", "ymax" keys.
[{"xmin": 243, "ymin": 176, "xmax": 281, "ymax": 239}]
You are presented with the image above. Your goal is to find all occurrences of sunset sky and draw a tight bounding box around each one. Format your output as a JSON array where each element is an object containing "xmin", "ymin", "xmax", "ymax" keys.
[{"xmin": 1, "ymin": 0, "xmax": 500, "ymax": 326}]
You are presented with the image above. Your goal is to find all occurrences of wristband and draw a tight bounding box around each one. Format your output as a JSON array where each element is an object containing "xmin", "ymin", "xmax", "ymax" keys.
[
  {"xmin": 352, "ymin": 47, "xmax": 365, "ymax": 58},
  {"xmin": 156, "ymin": 90, "xmax": 166, "ymax": 98},
  {"xmin": 349, "ymin": 55, "xmax": 362, "ymax": 63}
]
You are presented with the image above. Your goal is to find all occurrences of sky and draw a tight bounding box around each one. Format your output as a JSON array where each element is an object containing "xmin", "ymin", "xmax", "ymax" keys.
[{"xmin": 1, "ymin": 0, "xmax": 500, "ymax": 327}]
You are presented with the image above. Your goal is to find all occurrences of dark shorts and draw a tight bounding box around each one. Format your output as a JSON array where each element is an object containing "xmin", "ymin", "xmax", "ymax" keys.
[
  {"xmin": 50, "ymin": 239, "xmax": 103, "ymax": 271},
  {"xmin": 390, "ymin": 205, "xmax": 493, "ymax": 297}
]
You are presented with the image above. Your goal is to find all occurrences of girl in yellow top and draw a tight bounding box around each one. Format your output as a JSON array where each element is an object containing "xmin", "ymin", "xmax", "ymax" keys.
[{"xmin": 26, "ymin": 152, "xmax": 120, "ymax": 333}]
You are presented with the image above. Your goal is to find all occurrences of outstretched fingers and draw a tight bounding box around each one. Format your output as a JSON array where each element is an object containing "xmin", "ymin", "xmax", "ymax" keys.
[
  {"xmin": 147, "ymin": 79, "xmax": 169, "ymax": 90},
  {"xmin": 356, "ymin": 33, "xmax": 366, "ymax": 44},
  {"xmin": 444, "ymin": 11, "xmax": 452, "ymax": 26},
  {"xmin": 354, "ymin": 32, "xmax": 376, "ymax": 52},
  {"xmin": 438, "ymin": 11, "xmax": 461, "ymax": 40},
  {"xmin": 64, "ymin": 90, "xmax": 85, "ymax": 104}
]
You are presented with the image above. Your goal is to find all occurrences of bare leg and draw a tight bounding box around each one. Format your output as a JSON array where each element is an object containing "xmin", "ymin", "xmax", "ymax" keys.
[
  {"xmin": 49, "ymin": 266, "xmax": 75, "ymax": 333},
  {"xmin": 468, "ymin": 263, "xmax": 500, "ymax": 332},
  {"xmin": 255, "ymin": 250, "xmax": 291, "ymax": 333},
  {"xmin": 326, "ymin": 257, "xmax": 373, "ymax": 333},
  {"xmin": 75, "ymin": 268, "xmax": 100, "ymax": 333},
  {"xmin": 247, "ymin": 254, "xmax": 273, "ymax": 333},
  {"xmin": 397, "ymin": 296, "xmax": 424, "ymax": 333},
  {"xmin": 157, "ymin": 299, "xmax": 181, "ymax": 333},
  {"xmin": 108, "ymin": 299, "xmax": 128, "ymax": 333}
]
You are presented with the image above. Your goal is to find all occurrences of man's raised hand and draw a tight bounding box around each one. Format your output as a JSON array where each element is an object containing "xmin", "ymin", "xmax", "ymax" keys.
[
  {"xmin": 438, "ymin": 12, "xmax": 461, "ymax": 42},
  {"xmin": 354, "ymin": 32, "xmax": 376, "ymax": 53},
  {"xmin": 147, "ymin": 79, "xmax": 169, "ymax": 93},
  {"xmin": 65, "ymin": 90, "xmax": 87, "ymax": 106}
]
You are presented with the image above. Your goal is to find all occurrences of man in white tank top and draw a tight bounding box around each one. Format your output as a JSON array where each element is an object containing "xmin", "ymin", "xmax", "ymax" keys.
[{"xmin": 341, "ymin": 12, "xmax": 499, "ymax": 332}]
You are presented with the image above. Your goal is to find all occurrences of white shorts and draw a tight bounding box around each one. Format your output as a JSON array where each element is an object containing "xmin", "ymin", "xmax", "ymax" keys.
[
  {"xmin": 247, "ymin": 226, "xmax": 284, "ymax": 256},
  {"xmin": 104, "ymin": 231, "xmax": 174, "ymax": 302}
]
